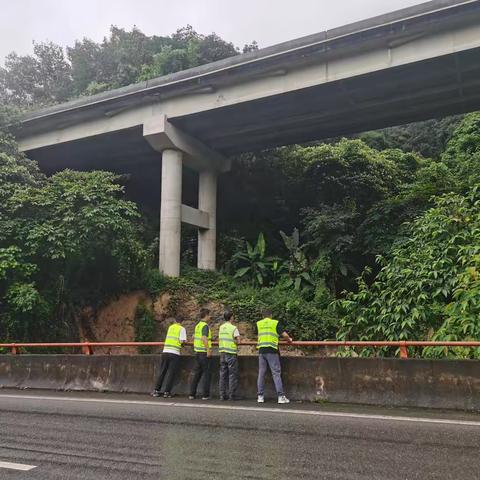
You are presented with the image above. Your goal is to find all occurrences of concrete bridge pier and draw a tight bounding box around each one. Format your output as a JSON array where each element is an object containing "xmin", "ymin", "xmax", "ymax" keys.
[
  {"xmin": 144, "ymin": 114, "xmax": 229, "ymax": 277},
  {"xmin": 159, "ymin": 149, "xmax": 183, "ymax": 276},
  {"xmin": 198, "ymin": 170, "xmax": 217, "ymax": 271}
]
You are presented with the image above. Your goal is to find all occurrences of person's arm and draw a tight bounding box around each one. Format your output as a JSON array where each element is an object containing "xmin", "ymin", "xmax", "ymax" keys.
[
  {"xmin": 233, "ymin": 327, "xmax": 240, "ymax": 345},
  {"xmin": 202, "ymin": 325, "xmax": 212, "ymax": 357},
  {"xmin": 277, "ymin": 323, "xmax": 293, "ymax": 343},
  {"xmin": 281, "ymin": 331, "xmax": 293, "ymax": 343}
]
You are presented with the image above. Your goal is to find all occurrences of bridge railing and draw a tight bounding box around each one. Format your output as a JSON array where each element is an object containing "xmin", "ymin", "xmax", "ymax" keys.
[{"xmin": 1, "ymin": 341, "xmax": 479, "ymax": 358}]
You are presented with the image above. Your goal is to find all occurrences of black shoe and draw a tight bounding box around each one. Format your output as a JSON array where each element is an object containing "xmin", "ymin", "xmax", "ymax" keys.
[
  {"xmin": 188, "ymin": 395, "xmax": 195, "ymax": 400},
  {"xmin": 151, "ymin": 390, "xmax": 162, "ymax": 397},
  {"xmin": 220, "ymin": 396, "xmax": 227, "ymax": 401},
  {"xmin": 163, "ymin": 392, "xmax": 173, "ymax": 398}
]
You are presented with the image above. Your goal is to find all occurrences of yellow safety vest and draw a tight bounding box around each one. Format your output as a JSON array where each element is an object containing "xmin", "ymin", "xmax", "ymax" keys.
[
  {"xmin": 256, "ymin": 318, "xmax": 279, "ymax": 350},
  {"xmin": 219, "ymin": 322, "xmax": 238, "ymax": 354},
  {"xmin": 163, "ymin": 323, "xmax": 182, "ymax": 353},
  {"xmin": 193, "ymin": 321, "xmax": 212, "ymax": 353}
]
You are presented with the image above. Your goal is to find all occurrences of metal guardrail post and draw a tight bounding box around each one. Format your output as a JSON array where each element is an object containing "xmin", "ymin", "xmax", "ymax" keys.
[
  {"xmin": 81, "ymin": 343, "xmax": 93, "ymax": 355},
  {"xmin": 399, "ymin": 342, "xmax": 409, "ymax": 359},
  {"xmin": 11, "ymin": 344, "xmax": 18, "ymax": 355}
]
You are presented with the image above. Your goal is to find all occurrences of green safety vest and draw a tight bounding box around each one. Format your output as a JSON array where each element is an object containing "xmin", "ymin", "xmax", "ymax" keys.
[
  {"xmin": 219, "ymin": 322, "xmax": 238, "ymax": 355},
  {"xmin": 163, "ymin": 323, "xmax": 183, "ymax": 353},
  {"xmin": 194, "ymin": 321, "xmax": 212, "ymax": 353},
  {"xmin": 256, "ymin": 317, "xmax": 279, "ymax": 350}
]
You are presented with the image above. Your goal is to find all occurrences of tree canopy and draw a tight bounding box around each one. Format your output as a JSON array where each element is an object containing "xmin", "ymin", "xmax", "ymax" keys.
[
  {"xmin": 0, "ymin": 25, "xmax": 257, "ymax": 108},
  {"xmin": 0, "ymin": 124, "xmax": 148, "ymax": 342}
]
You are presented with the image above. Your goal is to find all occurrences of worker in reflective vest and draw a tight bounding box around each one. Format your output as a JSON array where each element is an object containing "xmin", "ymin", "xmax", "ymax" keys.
[
  {"xmin": 218, "ymin": 310, "xmax": 241, "ymax": 400},
  {"xmin": 152, "ymin": 315, "xmax": 186, "ymax": 398},
  {"xmin": 256, "ymin": 309, "xmax": 293, "ymax": 404},
  {"xmin": 189, "ymin": 308, "xmax": 213, "ymax": 400}
]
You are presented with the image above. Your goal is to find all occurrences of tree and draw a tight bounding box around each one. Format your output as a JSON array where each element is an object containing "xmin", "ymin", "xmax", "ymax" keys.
[
  {"xmin": 99, "ymin": 26, "xmax": 154, "ymax": 87},
  {"xmin": 336, "ymin": 187, "xmax": 480, "ymax": 358},
  {"xmin": 138, "ymin": 46, "xmax": 192, "ymax": 80},
  {"xmin": 441, "ymin": 112, "xmax": 480, "ymax": 190},
  {"xmin": 0, "ymin": 133, "xmax": 148, "ymax": 342},
  {"xmin": 1, "ymin": 42, "xmax": 72, "ymax": 108},
  {"xmin": 197, "ymin": 33, "xmax": 238, "ymax": 63},
  {"xmin": 359, "ymin": 115, "xmax": 463, "ymax": 159},
  {"xmin": 139, "ymin": 27, "xmax": 240, "ymax": 81},
  {"xmin": 243, "ymin": 41, "xmax": 259, "ymax": 53},
  {"xmin": 295, "ymin": 140, "xmax": 425, "ymax": 291},
  {"xmin": 2, "ymin": 25, "xmax": 252, "ymax": 108},
  {"xmin": 333, "ymin": 111, "xmax": 480, "ymax": 356},
  {"xmin": 67, "ymin": 38, "xmax": 102, "ymax": 95}
]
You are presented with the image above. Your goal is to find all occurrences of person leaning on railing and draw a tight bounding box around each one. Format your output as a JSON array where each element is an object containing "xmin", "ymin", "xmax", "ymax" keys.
[
  {"xmin": 151, "ymin": 315, "xmax": 187, "ymax": 398},
  {"xmin": 256, "ymin": 309, "xmax": 293, "ymax": 404}
]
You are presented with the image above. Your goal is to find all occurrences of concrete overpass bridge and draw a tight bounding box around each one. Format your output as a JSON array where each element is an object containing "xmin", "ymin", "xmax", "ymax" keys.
[{"xmin": 15, "ymin": 0, "xmax": 480, "ymax": 276}]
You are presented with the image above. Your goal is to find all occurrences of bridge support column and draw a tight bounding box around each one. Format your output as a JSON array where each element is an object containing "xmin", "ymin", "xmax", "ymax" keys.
[
  {"xmin": 159, "ymin": 149, "xmax": 183, "ymax": 277},
  {"xmin": 144, "ymin": 115, "xmax": 230, "ymax": 276},
  {"xmin": 198, "ymin": 170, "xmax": 217, "ymax": 270}
]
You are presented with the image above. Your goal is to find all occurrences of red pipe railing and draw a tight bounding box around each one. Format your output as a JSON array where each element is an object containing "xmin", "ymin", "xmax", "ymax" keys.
[{"xmin": 1, "ymin": 341, "xmax": 479, "ymax": 358}]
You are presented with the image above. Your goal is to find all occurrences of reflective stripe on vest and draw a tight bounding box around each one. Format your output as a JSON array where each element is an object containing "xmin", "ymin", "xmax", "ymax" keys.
[
  {"xmin": 219, "ymin": 322, "xmax": 238, "ymax": 354},
  {"xmin": 163, "ymin": 323, "xmax": 182, "ymax": 352},
  {"xmin": 256, "ymin": 318, "xmax": 279, "ymax": 350},
  {"xmin": 194, "ymin": 321, "xmax": 212, "ymax": 353}
]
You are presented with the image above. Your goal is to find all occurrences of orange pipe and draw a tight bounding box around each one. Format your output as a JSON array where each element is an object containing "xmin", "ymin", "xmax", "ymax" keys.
[{"xmin": 1, "ymin": 340, "xmax": 479, "ymax": 356}]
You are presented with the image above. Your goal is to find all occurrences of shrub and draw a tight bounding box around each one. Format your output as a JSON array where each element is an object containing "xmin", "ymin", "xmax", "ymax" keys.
[
  {"xmin": 168, "ymin": 267, "xmax": 337, "ymax": 341},
  {"xmin": 336, "ymin": 186, "xmax": 480, "ymax": 358},
  {"xmin": 134, "ymin": 301, "xmax": 156, "ymax": 354}
]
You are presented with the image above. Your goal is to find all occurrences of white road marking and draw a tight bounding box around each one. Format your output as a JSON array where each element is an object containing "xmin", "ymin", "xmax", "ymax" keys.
[
  {"xmin": 0, "ymin": 393, "xmax": 479, "ymax": 427},
  {"xmin": 0, "ymin": 460, "xmax": 37, "ymax": 471}
]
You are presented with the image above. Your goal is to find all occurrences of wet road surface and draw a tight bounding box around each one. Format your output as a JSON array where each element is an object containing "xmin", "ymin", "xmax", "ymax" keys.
[{"xmin": 0, "ymin": 389, "xmax": 479, "ymax": 479}]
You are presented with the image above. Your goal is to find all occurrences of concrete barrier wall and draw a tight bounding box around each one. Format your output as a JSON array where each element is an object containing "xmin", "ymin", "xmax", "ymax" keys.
[{"xmin": 0, "ymin": 355, "xmax": 479, "ymax": 411}]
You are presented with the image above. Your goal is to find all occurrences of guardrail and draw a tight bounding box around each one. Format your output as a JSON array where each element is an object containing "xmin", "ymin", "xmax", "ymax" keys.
[{"xmin": 1, "ymin": 341, "xmax": 479, "ymax": 358}]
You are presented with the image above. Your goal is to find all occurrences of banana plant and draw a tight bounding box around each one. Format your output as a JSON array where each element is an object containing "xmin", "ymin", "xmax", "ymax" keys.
[
  {"xmin": 280, "ymin": 228, "xmax": 313, "ymax": 290},
  {"xmin": 233, "ymin": 233, "xmax": 272, "ymax": 287}
]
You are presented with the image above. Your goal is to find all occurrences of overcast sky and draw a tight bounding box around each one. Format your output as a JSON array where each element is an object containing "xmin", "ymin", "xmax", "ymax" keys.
[{"xmin": 1, "ymin": 0, "xmax": 424, "ymax": 63}]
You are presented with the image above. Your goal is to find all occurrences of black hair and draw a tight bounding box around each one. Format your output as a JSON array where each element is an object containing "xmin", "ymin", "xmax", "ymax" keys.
[
  {"xmin": 262, "ymin": 309, "xmax": 273, "ymax": 318},
  {"xmin": 200, "ymin": 308, "xmax": 210, "ymax": 319},
  {"xmin": 224, "ymin": 310, "xmax": 233, "ymax": 321},
  {"xmin": 175, "ymin": 315, "xmax": 185, "ymax": 324}
]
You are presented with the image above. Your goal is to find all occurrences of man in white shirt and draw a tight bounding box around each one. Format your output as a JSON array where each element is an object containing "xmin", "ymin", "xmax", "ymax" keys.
[{"xmin": 152, "ymin": 316, "xmax": 187, "ymax": 398}]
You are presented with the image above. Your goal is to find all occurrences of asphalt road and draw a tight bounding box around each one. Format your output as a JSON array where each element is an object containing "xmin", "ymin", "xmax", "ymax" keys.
[{"xmin": 0, "ymin": 390, "xmax": 479, "ymax": 480}]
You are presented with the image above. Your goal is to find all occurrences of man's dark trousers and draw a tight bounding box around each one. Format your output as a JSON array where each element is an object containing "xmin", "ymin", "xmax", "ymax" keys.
[
  {"xmin": 219, "ymin": 353, "xmax": 239, "ymax": 399},
  {"xmin": 189, "ymin": 353, "xmax": 212, "ymax": 397},
  {"xmin": 155, "ymin": 353, "xmax": 180, "ymax": 393}
]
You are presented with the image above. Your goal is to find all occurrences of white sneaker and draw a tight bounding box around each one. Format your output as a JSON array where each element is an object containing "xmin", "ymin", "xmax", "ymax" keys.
[
  {"xmin": 278, "ymin": 395, "xmax": 290, "ymax": 404},
  {"xmin": 257, "ymin": 395, "xmax": 265, "ymax": 403}
]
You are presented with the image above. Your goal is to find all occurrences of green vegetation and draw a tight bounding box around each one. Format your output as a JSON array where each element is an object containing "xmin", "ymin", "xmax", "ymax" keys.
[
  {"xmin": 1, "ymin": 26, "xmax": 480, "ymax": 357},
  {"xmin": 337, "ymin": 188, "xmax": 480, "ymax": 358},
  {"xmin": 134, "ymin": 301, "xmax": 156, "ymax": 354},
  {"xmin": 147, "ymin": 267, "xmax": 336, "ymax": 341},
  {"xmin": 0, "ymin": 26, "xmax": 257, "ymax": 108},
  {"xmin": 0, "ymin": 125, "xmax": 148, "ymax": 342},
  {"xmin": 336, "ymin": 113, "xmax": 480, "ymax": 358},
  {"xmin": 233, "ymin": 233, "xmax": 272, "ymax": 287}
]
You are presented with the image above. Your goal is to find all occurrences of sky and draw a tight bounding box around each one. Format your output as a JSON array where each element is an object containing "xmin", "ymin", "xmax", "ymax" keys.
[{"xmin": 1, "ymin": 0, "xmax": 424, "ymax": 63}]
